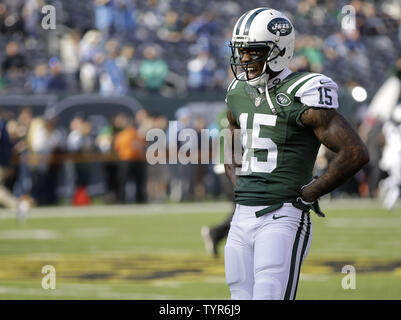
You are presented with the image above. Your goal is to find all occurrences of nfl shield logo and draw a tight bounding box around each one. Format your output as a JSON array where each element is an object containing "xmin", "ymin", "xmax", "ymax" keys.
[{"xmin": 255, "ymin": 96, "xmax": 262, "ymax": 107}]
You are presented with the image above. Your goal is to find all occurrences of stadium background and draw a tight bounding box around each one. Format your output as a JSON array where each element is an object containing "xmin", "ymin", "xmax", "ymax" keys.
[{"xmin": 0, "ymin": 0, "xmax": 400, "ymax": 300}]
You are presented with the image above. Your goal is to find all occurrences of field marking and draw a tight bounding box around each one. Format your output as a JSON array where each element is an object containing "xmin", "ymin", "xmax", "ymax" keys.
[
  {"xmin": 326, "ymin": 218, "xmax": 401, "ymax": 228},
  {"xmin": 0, "ymin": 282, "xmax": 225, "ymax": 300},
  {"xmin": 320, "ymin": 198, "xmax": 401, "ymax": 209},
  {"xmin": 150, "ymin": 280, "xmax": 183, "ymax": 288},
  {"xmin": 0, "ymin": 199, "xmax": 398, "ymax": 221},
  {"xmin": 0, "ymin": 229, "xmax": 60, "ymax": 240},
  {"xmin": 0, "ymin": 282, "xmax": 173, "ymax": 299},
  {"xmin": 0, "ymin": 285, "xmax": 171, "ymax": 300},
  {"xmin": 0, "ymin": 202, "xmax": 233, "ymax": 220},
  {"xmin": 70, "ymin": 228, "xmax": 115, "ymax": 238}
]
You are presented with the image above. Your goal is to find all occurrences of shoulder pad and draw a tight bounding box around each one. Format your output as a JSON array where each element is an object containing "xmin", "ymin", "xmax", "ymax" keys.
[
  {"xmin": 294, "ymin": 74, "xmax": 338, "ymax": 110},
  {"xmin": 225, "ymin": 73, "xmax": 245, "ymax": 103},
  {"xmin": 227, "ymin": 73, "xmax": 245, "ymax": 92}
]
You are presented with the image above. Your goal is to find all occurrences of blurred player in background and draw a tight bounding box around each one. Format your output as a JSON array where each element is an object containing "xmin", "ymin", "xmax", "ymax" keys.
[
  {"xmin": 378, "ymin": 105, "xmax": 401, "ymax": 210},
  {"xmin": 0, "ymin": 116, "xmax": 30, "ymax": 223},
  {"xmin": 201, "ymin": 110, "xmax": 235, "ymax": 258},
  {"xmin": 223, "ymin": 8, "xmax": 369, "ymax": 300}
]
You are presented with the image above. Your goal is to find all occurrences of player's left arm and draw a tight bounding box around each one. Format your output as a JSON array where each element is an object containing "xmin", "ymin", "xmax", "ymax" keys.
[
  {"xmin": 295, "ymin": 75, "xmax": 370, "ymax": 202},
  {"xmin": 300, "ymin": 108, "xmax": 369, "ymax": 202},
  {"xmin": 224, "ymin": 109, "xmax": 240, "ymax": 187}
]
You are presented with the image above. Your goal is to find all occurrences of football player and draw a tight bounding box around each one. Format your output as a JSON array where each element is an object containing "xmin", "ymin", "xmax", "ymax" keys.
[
  {"xmin": 223, "ymin": 8, "xmax": 369, "ymax": 300},
  {"xmin": 378, "ymin": 105, "xmax": 401, "ymax": 210}
]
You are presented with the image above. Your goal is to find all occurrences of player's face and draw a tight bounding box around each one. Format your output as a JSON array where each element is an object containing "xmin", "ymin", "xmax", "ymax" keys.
[{"xmin": 238, "ymin": 47, "xmax": 269, "ymax": 80}]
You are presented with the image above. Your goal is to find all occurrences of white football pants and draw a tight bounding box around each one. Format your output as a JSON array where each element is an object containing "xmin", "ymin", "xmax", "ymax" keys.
[{"xmin": 224, "ymin": 203, "xmax": 312, "ymax": 300}]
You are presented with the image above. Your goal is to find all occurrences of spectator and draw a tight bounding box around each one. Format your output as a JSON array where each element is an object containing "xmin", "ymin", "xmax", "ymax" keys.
[
  {"xmin": 29, "ymin": 114, "xmax": 63, "ymax": 205},
  {"xmin": 79, "ymin": 29, "xmax": 103, "ymax": 64},
  {"xmin": 80, "ymin": 51, "xmax": 104, "ymax": 93},
  {"xmin": 22, "ymin": 0, "xmax": 42, "ymax": 38},
  {"xmin": 2, "ymin": 41, "xmax": 26, "ymax": 88},
  {"xmin": 146, "ymin": 114, "xmax": 169, "ymax": 202},
  {"xmin": 138, "ymin": 45, "xmax": 169, "ymax": 91},
  {"xmin": 47, "ymin": 57, "xmax": 67, "ymax": 91},
  {"xmin": 29, "ymin": 63, "xmax": 50, "ymax": 93},
  {"xmin": 344, "ymin": 29, "xmax": 366, "ymax": 54},
  {"xmin": 192, "ymin": 116, "xmax": 208, "ymax": 201},
  {"xmin": 79, "ymin": 30, "xmax": 104, "ymax": 92},
  {"xmin": 135, "ymin": 0, "xmax": 165, "ymax": 41},
  {"xmin": 2, "ymin": 41, "xmax": 26, "ymax": 74},
  {"xmin": 0, "ymin": 3, "xmax": 9, "ymax": 34},
  {"xmin": 134, "ymin": 108, "xmax": 153, "ymax": 138},
  {"xmin": 112, "ymin": 0, "xmax": 136, "ymax": 39},
  {"xmin": 289, "ymin": 54, "xmax": 312, "ymax": 72},
  {"xmin": 359, "ymin": 1, "xmax": 387, "ymax": 36},
  {"xmin": 67, "ymin": 115, "xmax": 93, "ymax": 202},
  {"xmin": 323, "ymin": 32, "xmax": 348, "ymax": 59},
  {"xmin": 157, "ymin": 10, "xmax": 182, "ymax": 43},
  {"xmin": 0, "ymin": 3, "xmax": 24, "ymax": 36},
  {"xmin": 99, "ymin": 39, "xmax": 128, "ymax": 96},
  {"xmin": 183, "ymin": 12, "xmax": 217, "ymax": 53},
  {"xmin": 11, "ymin": 107, "xmax": 33, "ymax": 199},
  {"xmin": 344, "ymin": 29, "xmax": 371, "ymax": 83},
  {"xmin": 187, "ymin": 50, "xmax": 216, "ymax": 90},
  {"xmin": 168, "ymin": 107, "xmax": 192, "ymax": 201},
  {"xmin": 0, "ymin": 117, "xmax": 21, "ymax": 213},
  {"xmin": 60, "ymin": 30, "xmax": 81, "ymax": 86},
  {"xmin": 94, "ymin": 0, "xmax": 113, "ymax": 37},
  {"xmin": 116, "ymin": 44, "xmax": 139, "ymax": 89},
  {"xmin": 113, "ymin": 113, "xmax": 147, "ymax": 203},
  {"xmin": 298, "ymin": 36, "xmax": 324, "ymax": 73},
  {"xmin": 95, "ymin": 112, "xmax": 128, "ymax": 203}
]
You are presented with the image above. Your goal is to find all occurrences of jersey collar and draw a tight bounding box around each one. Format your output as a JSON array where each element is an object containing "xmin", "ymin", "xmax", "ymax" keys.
[
  {"xmin": 267, "ymin": 67, "xmax": 292, "ymax": 89},
  {"xmin": 257, "ymin": 67, "xmax": 293, "ymax": 93}
]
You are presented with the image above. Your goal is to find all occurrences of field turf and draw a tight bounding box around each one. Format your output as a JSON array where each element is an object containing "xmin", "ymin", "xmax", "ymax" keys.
[{"xmin": 0, "ymin": 199, "xmax": 400, "ymax": 300}]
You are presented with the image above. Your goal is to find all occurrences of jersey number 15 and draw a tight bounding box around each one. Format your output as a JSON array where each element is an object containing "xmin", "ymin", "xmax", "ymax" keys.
[{"xmin": 239, "ymin": 113, "xmax": 278, "ymax": 174}]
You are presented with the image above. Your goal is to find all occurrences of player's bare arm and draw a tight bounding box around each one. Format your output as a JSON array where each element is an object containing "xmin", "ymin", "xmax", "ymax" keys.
[
  {"xmin": 300, "ymin": 108, "xmax": 370, "ymax": 202},
  {"xmin": 224, "ymin": 109, "xmax": 240, "ymax": 187}
]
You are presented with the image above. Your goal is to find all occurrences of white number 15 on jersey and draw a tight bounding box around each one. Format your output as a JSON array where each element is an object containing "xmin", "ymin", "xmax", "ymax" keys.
[{"xmin": 239, "ymin": 113, "xmax": 278, "ymax": 174}]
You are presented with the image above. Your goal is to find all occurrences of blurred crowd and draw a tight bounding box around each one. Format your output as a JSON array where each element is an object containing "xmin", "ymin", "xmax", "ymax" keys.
[
  {"xmin": 0, "ymin": 104, "xmax": 230, "ymax": 206},
  {"xmin": 0, "ymin": 84, "xmax": 399, "ymax": 209},
  {"xmin": 0, "ymin": 0, "xmax": 400, "ymax": 209},
  {"xmin": 0, "ymin": 0, "xmax": 398, "ymax": 97}
]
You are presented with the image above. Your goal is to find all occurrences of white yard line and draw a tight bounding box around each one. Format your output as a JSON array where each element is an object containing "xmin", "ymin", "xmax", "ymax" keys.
[
  {"xmin": 0, "ymin": 228, "xmax": 117, "ymax": 240},
  {"xmin": 327, "ymin": 218, "xmax": 401, "ymax": 228},
  {"xmin": 70, "ymin": 228, "xmax": 115, "ymax": 238},
  {"xmin": 0, "ymin": 199, "xmax": 398, "ymax": 220},
  {"xmin": 0, "ymin": 285, "xmax": 171, "ymax": 300},
  {"xmin": 0, "ymin": 202, "xmax": 233, "ymax": 220},
  {"xmin": 0, "ymin": 229, "xmax": 60, "ymax": 240},
  {"xmin": 0, "ymin": 283, "xmax": 225, "ymax": 300}
]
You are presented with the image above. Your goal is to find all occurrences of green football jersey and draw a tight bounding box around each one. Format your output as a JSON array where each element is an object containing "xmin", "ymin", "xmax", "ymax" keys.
[{"xmin": 225, "ymin": 68, "xmax": 338, "ymax": 206}]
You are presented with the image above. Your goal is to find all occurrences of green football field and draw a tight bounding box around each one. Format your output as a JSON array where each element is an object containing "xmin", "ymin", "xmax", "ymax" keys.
[{"xmin": 0, "ymin": 199, "xmax": 400, "ymax": 300}]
